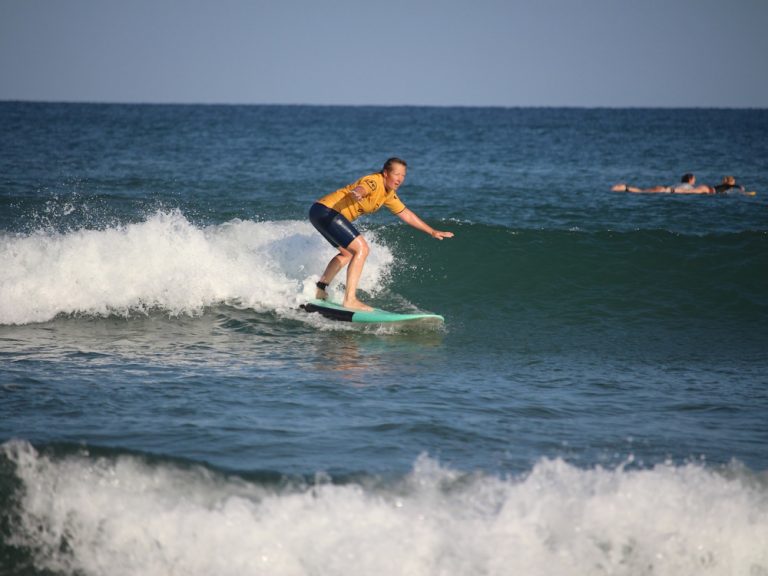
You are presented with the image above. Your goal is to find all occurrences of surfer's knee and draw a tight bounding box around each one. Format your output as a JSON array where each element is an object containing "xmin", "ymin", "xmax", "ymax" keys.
[
  {"xmin": 347, "ymin": 236, "xmax": 369, "ymax": 259},
  {"xmin": 335, "ymin": 250, "xmax": 352, "ymax": 266}
]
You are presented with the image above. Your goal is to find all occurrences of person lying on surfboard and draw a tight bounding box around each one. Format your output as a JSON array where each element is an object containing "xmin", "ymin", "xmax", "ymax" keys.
[
  {"xmin": 612, "ymin": 173, "xmax": 713, "ymax": 194},
  {"xmin": 612, "ymin": 173, "xmax": 755, "ymax": 195},
  {"xmin": 309, "ymin": 157, "xmax": 454, "ymax": 311},
  {"xmin": 711, "ymin": 176, "xmax": 755, "ymax": 195}
]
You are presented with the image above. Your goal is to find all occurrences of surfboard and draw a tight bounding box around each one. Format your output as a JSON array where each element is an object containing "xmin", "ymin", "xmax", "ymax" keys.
[{"xmin": 301, "ymin": 299, "xmax": 444, "ymax": 324}]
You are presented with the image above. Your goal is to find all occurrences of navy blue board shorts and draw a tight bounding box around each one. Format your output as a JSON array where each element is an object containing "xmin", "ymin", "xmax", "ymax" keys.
[{"xmin": 309, "ymin": 202, "xmax": 360, "ymax": 249}]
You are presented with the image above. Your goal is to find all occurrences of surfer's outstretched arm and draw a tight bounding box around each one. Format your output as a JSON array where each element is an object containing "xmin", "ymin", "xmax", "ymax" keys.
[{"xmin": 396, "ymin": 208, "xmax": 454, "ymax": 240}]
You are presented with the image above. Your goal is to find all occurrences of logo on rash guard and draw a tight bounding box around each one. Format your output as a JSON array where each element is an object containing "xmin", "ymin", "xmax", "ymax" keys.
[{"xmin": 364, "ymin": 178, "xmax": 377, "ymax": 191}]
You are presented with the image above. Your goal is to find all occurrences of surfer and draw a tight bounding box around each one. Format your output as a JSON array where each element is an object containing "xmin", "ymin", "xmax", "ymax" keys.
[
  {"xmin": 309, "ymin": 158, "xmax": 454, "ymax": 311},
  {"xmin": 611, "ymin": 173, "xmax": 715, "ymax": 194},
  {"xmin": 711, "ymin": 176, "xmax": 754, "ymax": 195}
]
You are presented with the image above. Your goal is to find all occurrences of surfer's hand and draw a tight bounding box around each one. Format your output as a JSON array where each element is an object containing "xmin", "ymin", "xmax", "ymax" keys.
[
  {"xmin": 431, "ymin": 230, "xmax": 454, "ymax": 240},
  {"xmin": 349, "ymin": 186, "xmax": 367, "ymax": 202}
]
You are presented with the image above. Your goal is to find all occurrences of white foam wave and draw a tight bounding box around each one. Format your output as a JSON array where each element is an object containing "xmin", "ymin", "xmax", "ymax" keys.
[
  {"xmin": 3, "ymin": 440, "xmax": 767, "ymax": 576},
  {"xmin": 0, "ymin": 210, "xmax": 393, "ymax": 325}
]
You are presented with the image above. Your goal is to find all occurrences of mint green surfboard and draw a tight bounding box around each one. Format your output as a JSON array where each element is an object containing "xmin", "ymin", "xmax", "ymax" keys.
[{"xmin": 301, "ymin": 299, "xmax": 444, "ymax": 324}]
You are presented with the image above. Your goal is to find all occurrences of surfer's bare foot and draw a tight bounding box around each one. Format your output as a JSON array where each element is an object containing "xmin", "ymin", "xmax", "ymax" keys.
[
  {"xmin": 316, "ymin": 288, "xmax": 328, "ymax": 300},
  {"xmin": 343, "ymin": 298, "xmax": 373, "ymax": 311}
]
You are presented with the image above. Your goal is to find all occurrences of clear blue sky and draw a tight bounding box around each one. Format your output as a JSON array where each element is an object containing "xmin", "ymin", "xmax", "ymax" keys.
[{"xmin": 2, "ymin": 0, "xmax": 767, "ymax": 108}]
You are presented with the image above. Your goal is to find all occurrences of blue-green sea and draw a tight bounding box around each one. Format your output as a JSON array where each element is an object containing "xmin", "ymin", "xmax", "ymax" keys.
[{"xmin": 1, "ymin": 102, "xmax": 767, "ymax": 575}]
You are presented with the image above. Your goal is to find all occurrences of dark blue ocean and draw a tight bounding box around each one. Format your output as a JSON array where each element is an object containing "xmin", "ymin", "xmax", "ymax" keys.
[{"xmin": 1, "ymin": 102, "xmax": 767, "ymax": 575}]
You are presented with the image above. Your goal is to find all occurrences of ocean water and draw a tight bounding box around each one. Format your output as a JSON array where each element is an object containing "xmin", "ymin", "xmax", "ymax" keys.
[{"xmin": 1, "ymin": 102, "xmax": 767, "ymax": 575}]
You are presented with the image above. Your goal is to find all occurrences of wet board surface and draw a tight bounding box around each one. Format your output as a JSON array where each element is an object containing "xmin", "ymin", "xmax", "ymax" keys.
[{"xmin": 301, "ymin": 299, "xmax": 444, "ymax": 324}]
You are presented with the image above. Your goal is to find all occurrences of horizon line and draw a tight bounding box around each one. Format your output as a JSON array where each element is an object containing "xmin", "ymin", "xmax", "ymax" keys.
[{"xmin": 1, "ymin": 98, "xmax": 766, "ymax": 112}]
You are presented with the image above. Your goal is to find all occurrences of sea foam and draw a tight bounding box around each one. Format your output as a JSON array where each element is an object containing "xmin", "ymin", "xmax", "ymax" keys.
[
  {"xmin": 3, "ymin": 440, "xmax": 767, "ymax": 576},
  {"xmin": 0, "ymin": 210, "xmax": 393, "ymax": 325}
]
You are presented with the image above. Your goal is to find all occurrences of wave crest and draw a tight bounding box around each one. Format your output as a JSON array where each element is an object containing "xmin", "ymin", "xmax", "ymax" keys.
[
  {"xmin": 2, "ymin": 440, "xmax": 767, "ymax": 576},
  {"xmin": 0, "ymin": 210, "xmax": 393, "ymax": 325}
]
